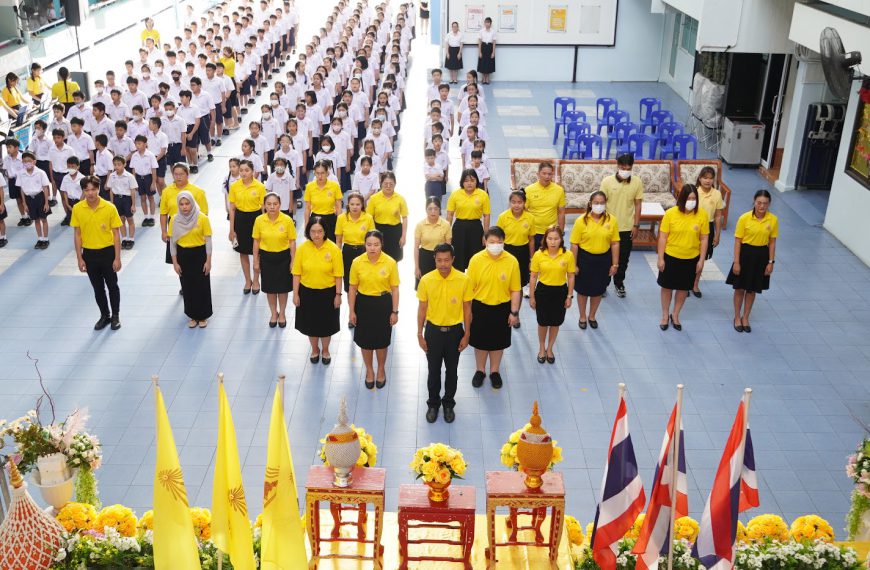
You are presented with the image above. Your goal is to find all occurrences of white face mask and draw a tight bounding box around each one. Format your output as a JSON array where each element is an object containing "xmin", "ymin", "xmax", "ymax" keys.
[
  {"xmin": 34, "ymin": 129, "xmax": 44, "ymax": 137},
  {"xmin": 96, "ymin": 89, "xmax": 104, "ymax": 95},
  {"xmin": 617, "ymin": 169, "xmax": 632, "ymax": 179},
  {"xmin": 142, "ymin": 73, "xmax": 151, "ymax": 80},
  {"xmin": 591, "ymin": 203, "xmax": 606, "ymax": 215},
  {"xmin": 24, "ymin": 163, "xmax": 34, "ymax": 171},
  {"xmin": 133, "ymin": 115, "xmax": 142, "ymax": 121},
  {"xmin": 166, "ymin": 110, "xmax": 175, "ymax": 117},
  {"xmin": 372, "ymin": 128, "xmax": 381, "ymax": 136},
  {"xmin": 287, "ymin": 78, "xmax": 296, "ymax": 85},
  {"xmin": 486, "ymin": 243, "xmax": 504, "ymax": 256},
  {"xmin": 332, "ymin": 126, "xmax": 341, "ymax": 133},
  {"xmin": 275, "ymin": 166, "xmax": 285, "ymax": 174},
  {"xmin": 337, "ymin": 110, "xmax": 347, "ymax": 118},
  {"xmin": 685, "ymin": 200, "xmax": 697, "ymax": 210},
  {"xmin": 321, "ymin": 145, "xmax": 332, "ymax": 152},
  {"xmin": 271, "ymin": 100, "xmax": 279, "ymax": 107},
  {"xmin": 68, "ymin": 168, "xmax": 78, "ymax": 175},
  {"xmin": 262, "ymin": 112, "xmax": 272, "ymax": 120}
]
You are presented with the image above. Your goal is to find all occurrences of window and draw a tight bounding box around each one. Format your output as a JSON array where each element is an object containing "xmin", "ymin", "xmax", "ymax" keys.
[
  {"xmin": 680, "ymin": 15, "xmax": 698, "ymax": 54},
  {"xmin": 669, "ymin": 13, "xmax": 681, "ymax": 77},
  {"xmin": 846, "ymin": 94, "xmax": 870, "ymax": 189}
]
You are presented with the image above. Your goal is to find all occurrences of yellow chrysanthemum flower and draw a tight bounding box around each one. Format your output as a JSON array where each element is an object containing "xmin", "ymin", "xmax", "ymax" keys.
[
  {"xmin": 254, "ymin": 513, "xmax": 263, "ymax": 528},
  {"xmin": 94, "ymin": 504, "xmax": 138, "ymax": 537},
  {"xmin": 56, "ymin": 502, "xmax": 98, "ymax": 533},
  {"xmin": 565, "ymin": 516, "xmax": 585, "ymax": 546},
  {"xmin": 746, "ymin": 514, "xmax": 789, "ymax": 542},
  {"xmin": 138, "ymin": 510, "xmax": 154, "ymax": 531},
  {"xmin": 790, "ymin": 515, "xmax": 834, "ymax": 542},
  {"xmin": 190, "ymin": 507, "xmax": 212, "ymax": 541},
  {"xmin": 625, "ymin": 513, "xmax": 645, "ymax": 540},
  {"xmin": 736, "ymin": 520, "xmax": 748, "ymax": 543},
  {"xmin": 674, "ymin": 516, "xmax": 700, "ymax": 543}
]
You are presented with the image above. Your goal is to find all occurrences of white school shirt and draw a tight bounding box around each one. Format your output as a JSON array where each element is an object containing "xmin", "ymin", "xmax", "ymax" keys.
[
  {"xmin": 260, "ymin": 118, "xmax": 280, "ymax": 150},
  {"xmin": 290, "ymin": 131, "xmax": 309, "ymax": 155},
  {"xmin": 328, "ymin": 129, "xmax": 352, "ymax": 169},
  {"xmin": 61, "ymin": 172, "xmax": 84, "ymax": 200},
  {"xmin": 90, "ymin": 117, "xmax": 115, "ymax": 140},
  {"xmin": 66, "ymin": 103, "xmax": 92, "ymax": 128},
  {"xmin": 313, "ymin": 150, "xmax": 339, "ymax": 182},
  {"xmin": 161, "ymin": 115, "xmax": 187, "ymax": 144},
  {"xmin": 129, "ymin": 150, "xmax": 158, "ymax": 176},
  {"xmin": 107, "ymin": 170, "xmax": 138, "ymax": 196},
  {"xmin": 69, "ymin": 132, "xmax": 96, "ymax": 161},
  {"xmin": 265, "ymin": 171, "xmax": 294, "ymax": 205},
  {"xmin": 248, "ymin": 133, "xmax": 271, "ymax": 159},
  {"xmin": 145, "ymin": 106, "xmax": 164, "ymax": 120},
  {"xmin": 48, "ymin": 117, "xmax": 72, "ymax": 138},
  {"xmin": 177, "ymin": 103, "xmax": 200, "ymax": 127},
  {"xmin": 17, "ymin": 167, "xmax": 50, "ymax": 196},
  {"xmin": 459, "ymin": 109, "xmax": 486, "ymax": 128},
  {"xmin": 48, "ymin": 144, "xmax": 75, "ymax": 173},
  {"xmin": 434, "ymin": 149, "xmax": 450, "ymax": 172},
  {"xmin": 479, "ymin": 28, "xmax": 496, "ymax": 43},
  {"xmin": 2, "ymin": 154, "xmax": 23, "ymax": 182},
  {"xmin": 106, "ymin": 101, "xmax": 130, "ymax": 122},
  {"xmin": 238, "ymin": 152, "xmax": 264, "ymax": 176},
  {"xmin": 352, "ymin": 170, "xmax": 379, "ymax": 199},
  {"xmin": 146, "ymin": 130, "xmax": 169, "ymax": 157},
  {"xmin": 269, "ymin": 106, "xmax": 289, "ymax": 128},
  {"xmin": 138, "ymin": 78, "xmax": 158, "ymax": 99},
  {"xmin": 274, "ymin": 147, "xmax": 302, "ymax": 173},
  {"xmin": 191, "ymin": 91, "xmax": 215, "ymax": 117},
  {"xmin": 90, "ymin": 92, "xmax": 111, "ymax": 109},
  {"xmin": 202, "ymin": 76, "xmax": 226, "ymax": 105},
  {"xmin": 127, "ymin": 118, "xmax": 149, "ymax": 140},
  {"xmin": 122, "ymin": 90, "xmax": 148, "ymax": 112},
  {"xmin": 27, "ymin": 135, "xmax": 51, "ymax": 161},
  {"xmin": 445, "ymin": 31, "xmax": 462, "ymax": 48},
  {"xmin": 368, "ymin": 133, "xmax": 393, "ymax": 164},
  {"xmin": 473, "ymin": 163, "xmax": 490, "ymax": 182},
  {"xmin": 108, "ymin": 135, "xmax": 135, "ymax": 159},
  {"xmin": 94, "ymin": 148, "xmax": 113, "ymax": 176},
  {"xmin": 424, "ymin": 163, "xmax": 444, "ymax": 181}
]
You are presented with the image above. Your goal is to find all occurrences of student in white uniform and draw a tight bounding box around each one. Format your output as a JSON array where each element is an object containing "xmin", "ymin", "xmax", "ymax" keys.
[
  {"xmin": 265, "ymin": 157, "xmax": 296, "ymax": 216},
  {"xmin": 59, "ymin": 155, "xmax": 84, "ymax": 226},
  {"xmin": 476, "ymin": 17, "xmax": 496, "ymax": 84},
  {"xmin": 17, "ymin": 152, "xmax": 52, "ymax": 248},
  {"xmin": 106, "ymin": 156, "xmax": 139, "ymax": 248},
  {"xmin": 444, "ymin": 22, "xmax": 463, "ymax": 84},
  {"xmin": 129, "ymin": 135, "xmax": 159, "ymax": 227}
]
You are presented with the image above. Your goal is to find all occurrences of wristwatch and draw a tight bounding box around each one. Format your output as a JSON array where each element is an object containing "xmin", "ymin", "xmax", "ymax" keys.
[
  {"xmin": 510, "ymin": 310, "xmax": 519, "ymax": 317},
  {"xmin": 391, "ymin": 310, "xmax": 399, "ymax": 314},
  {"xmin": 768, "ymin": 260, "xmax": 775, "ymax": 264}
]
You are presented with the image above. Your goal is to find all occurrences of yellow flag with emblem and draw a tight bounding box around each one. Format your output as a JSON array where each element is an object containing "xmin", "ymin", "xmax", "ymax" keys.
[
  {"xmin": 261, "ymin": 378, "xmax": 308, "ymax": 569},
  {"xmin": 211, "ymin": 378, "xmax": 256, "ymax": 570},
  {"xmin": 152, "ymin": 380, "xmax": 201, "ymax": 570}
]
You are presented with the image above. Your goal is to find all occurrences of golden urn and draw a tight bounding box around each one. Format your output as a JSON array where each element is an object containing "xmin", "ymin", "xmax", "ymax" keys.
[
  {"xmin": 323, "ymin": 397, "xmax": 361, "ymax": 488},
  {"xmin": 515, "ymin": 401, "xmax": 554, "ymax": 490}
]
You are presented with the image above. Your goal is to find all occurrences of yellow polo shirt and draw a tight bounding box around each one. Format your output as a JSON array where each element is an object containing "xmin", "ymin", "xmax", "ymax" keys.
[
  {"xmin": 349, "ymin": 252, "xmax": 400, "ymax": 296},
  {"xmin": 366, "ymin": 191, "xmax": 408, "ymax": 225},
  {"xmin": 524, "ymin": 181, "xmax": 566, "ymax": 234},
  {"xmin": 50, "ymin": 80, "xmax": 80, "ymax": 103},
  {"xmin": 175, "ymin": 213, "xmax": 212, "ymax": 248},
  {"xmin": 660, "ymin": 206, "xmax": 710, "ymax": 259},
  {"xmin": 416, "ymin": 267, "xmax": 473, "ymax": 326},
  {"xmin": 70, "ymin": 198, "xmax": 122, "ymax": 249},
  {"xmin": 141, "ymin": 28, "xmax": 161, "ymax": 44},
  {"xmin": 26, "ymin": 76, "xmax": 48, "ymax": 97},
  {"xmin": 229, "ymin": 179, "xmax": 266, "ymax": 212},
  {"xmin": 569, "ymin": 213, "xmax": 619, "ymax": 255},
  {"xmin": 467, "ymin": 250, "xmax": 521, "ymax": 305},
  {"xmin": 414, "ymin": 217, "xmax": 452, "ymax": 250},
  {"xmin": 1, "ymin": 87, "xmax": 22, "ymax": 108},
  {"xmin": 220, "ymin": 57, "xmax": 236, "ymax": 79},
  {"xmin": 292, "ymin": 239, "xmax": 343, "ymax": 289},
  {"xmin": 335, "ymin": 212, "xmax": 374, "ymax": 245},
  {"xmin": 734, "ymin": 211, "xmax": 778, "ymax": 247},
  {"xmin": 304, "ymin": 180, "xmax": 342, "ymax": 215},
  {"xmin": 698, "ymin": 187, "xmax": 725, "ymax": 221},
  {"xmin": 600, "ymin": 175, "xmax": 644, "ymax": 232},
  {"xmin": 253, "ymin": 212, "xmax": 296, "ymax": 252},
  {"xmin": 447, "ymin": 188, "xmax": 490, "ymax": 220},
  {"xmin": 530, "ymin": 249, "xmax": 576, "ymax": 286},
  {"xmin": 161, "ymin": 183, "xmax": 209, "ymax": 217},
  {"xmin": 496, "ymin": 209, "xmax": 535, "ymax": 246}
]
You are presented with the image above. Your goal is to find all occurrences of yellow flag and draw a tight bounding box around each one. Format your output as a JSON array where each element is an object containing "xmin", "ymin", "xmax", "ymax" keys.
[
  {"xmin": 211, "ymin": 381, "xmax": 256, "ymax": 570},
  {"xmin": 261, "ymin": 380, "xmax": 308, "ymax": 569},
  {"xmin": 152, "ymin": 384, "xmax": 202, "ymax": 570}
]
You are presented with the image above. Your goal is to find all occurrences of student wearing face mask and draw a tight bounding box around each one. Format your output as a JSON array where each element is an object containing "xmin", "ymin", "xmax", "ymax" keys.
[
  {"xmin": 466, "ymin": 226, "xmax": 521, "ymax": 390},
  {"xmin": 600, "ymin": 153, "xmax": 643, "ymax": 298},
  {"xmin": 569, "ymin": 191, "xmax": 619, "ymax": 329},
  {"xmin": 656, "ymin": 184, "xmax": 709, "ymax": 331}
]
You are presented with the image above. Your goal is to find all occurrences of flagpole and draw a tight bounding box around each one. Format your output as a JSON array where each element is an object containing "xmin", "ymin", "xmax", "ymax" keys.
[
  {"xmin": 666, "ymin": 384, "xmax": 684, "ymax": 570},
  {"xmin": 618, "ymin": 382, "xmax": 626, "ymax": 400},
  {"xmin": 278, "ymin": 375, "xmax": 286, "ymax": 406},
  {"xmin": 742, "ymin": 388, "xmax": 752, "ymax": 431},
  {"xmin": 217, "ymin": 371, "xmax": 225, "ymax": 570}
]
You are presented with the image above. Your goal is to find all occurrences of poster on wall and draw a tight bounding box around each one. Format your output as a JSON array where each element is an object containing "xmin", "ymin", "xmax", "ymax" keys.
[
  {"xmin": 498, "ymin": 5, "xmax": 517, "ymax": 32},
  {"xmin": 466, "ymin": 5, "xmax": 485, "ymax": 32},
  {"xmin": 548, "ymin": 5, "xmax": 568, "ymax": 33}
]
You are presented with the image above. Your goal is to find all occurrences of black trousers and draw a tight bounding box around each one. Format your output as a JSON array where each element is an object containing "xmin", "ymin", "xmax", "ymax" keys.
[
  {"xmin": 614, "ymin": 230, "xmax": 633, "ymax": 287},
  {"xmin": 424, "ymin": 322, "xmax": 463, "ymax": 409},
  {"xmin": 83, "ymin": 246, "xmax": 120, "ymax": 317}
]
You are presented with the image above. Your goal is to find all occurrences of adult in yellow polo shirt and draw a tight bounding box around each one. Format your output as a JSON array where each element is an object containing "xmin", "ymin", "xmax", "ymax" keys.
[
  {"xmin": 229, "ymin": 160, "xmax": 266, "ymax": 294},
  {"xmin": 496, "ymin": 189, "xmax": 535, "ymax": 293},
  {"xmin": 726, "ymin": 190, "xmax": 778, "ymax": 333},
  {"xmin": 141, "ymin": 18, "xmax": 160, "ymax": 46},
  {"xmin": 366, "ymin": 172, "xmax": 408, "ymax": 262},
  {"xmin": 160, "ymin": 163, "xmax": 209, "ymax": 271},
  {"xmin": 1, "ymin": 73, "xmax": 32, "ymax": 124},
  {"xmin": 600, "ymin": 153, "xmax": 643, "ymax": 298},
  {"xmin": 656, "ymin": 184, "xmax": 709, "ymax": 331},
  {"xmin": 349, "ymin": 230, "xmax": 400, "ymax": 389},
  {"xmin": 523, "ymin": 161, "xmax": 565, "ymax": 246},
  {"xmin": 304, "ymin": 160, "xmax": 342, "ymax": 241},
  {"xmin": 529, "ymin": 226, "xmax": 575, "ymax": 364},
  {"xmin": 336, "ymin": 192, "xmax": 375, "ymax": 293},
  {"xmin": 253, "ymin": 193, "xmax": 298, "ymax": 328},
  {"xmin": 692, "ymin": 166, "xmax": 726, "ymax": 297},
  {"xmin": 417, "ymin": 243, "xmax": 473, "ymax": 424},
  {"xmin": 414, "ymin": 197, "xmax": 452, "ymax": 288},
  {"xmin": 467, "ymin": 226, "xmax": 521, "ymax": 390},
  {"xmin": 26, "ymin": 63, "xmax": 49, "ymax": 103},
  {"xmin": 292, "ymin": 216, "xmax": 344, "ymax": 364},
  {"xmin": 569, "ymin": 191, "xmax": 620, "ymax": 330},
  {"xmin": 169, "ymin": 191, "xmax": 213, "ymax": 328},
  {"xmin": 446, "ymin": 168, "xmax": 490, "ymax": 271},
  {"xmin": 50, "ymin": 67, "xmax": 80, "ymax": 110},
  {"xmin": 71, "ymin": 176, "xmax": 122, "ymax": 331}
]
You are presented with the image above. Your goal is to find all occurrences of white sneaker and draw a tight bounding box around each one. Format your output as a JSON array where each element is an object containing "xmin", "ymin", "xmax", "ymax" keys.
[{"xmin": 523, "ymin": 285, "xmax": 530, "ymax": 298}]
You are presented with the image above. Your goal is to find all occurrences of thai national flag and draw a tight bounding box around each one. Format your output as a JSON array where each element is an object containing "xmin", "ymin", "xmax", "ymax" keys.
[
  {"xmin": 692, "ymin": 400, "xmax": 760, "ymax": 570},
  {"xmin": 590, "ymin": 393, "xmax": 646, "ymax": 570},
  {"xmin": 632, "ymin": 404, "xmax": 688, "ymax": 570}
]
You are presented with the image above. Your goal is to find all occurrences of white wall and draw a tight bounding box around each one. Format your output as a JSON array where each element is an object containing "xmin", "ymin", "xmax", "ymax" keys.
[
  {"xmin": 658, "ymin": 10, "xmax": 695, "ymax": 103},
  {"xmin": 823, "ymin": 84, "xmax": 870, "ymax": 265}
]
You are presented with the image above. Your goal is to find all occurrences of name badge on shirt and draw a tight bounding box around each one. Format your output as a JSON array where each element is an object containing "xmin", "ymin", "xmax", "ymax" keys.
[
  {"xmin": 474, "ymin": 198, "xmax": 480, "ymax": 205},
  {"xmin": 604, "ymin": 224, "xmax": 611, "ymax": 230},
  {"xmin": 101, "ymin": 223, "xmax": 107, "ymax": 231},
  {"xmin": 523, "ymin": 222, "xmax": 529, "ymax": 229},
  {"xmin": 279, "ymin": 225, "xmax": 285, "ymax": 232},
  {"xmin": 251, "ymin": 189, "xmax": 257, "ymax": 196},
  {"xmin": 499, "ymin": 273, "xmax": 506, "ymax": 281},
  {"xmin": 693, "ymin": 225, "xmax": 699, "ymax": 231},
  {"xmin": 560, "ymin": 260, "xmax": 566, "ymax": 267},
  {"xmin": 380, "ymin": 268, "xmax": 387, "ymax": 276},
  {"xmin": 327, "ymin": 191, "xmax": 333, "ymax": 198},
  {"xmin": 450, "ymin": 296, "xmax": 457, "ymax": 304},
  {"xmin": 324, "ymin": 253, "xmax": 332, "ymax": 261}
]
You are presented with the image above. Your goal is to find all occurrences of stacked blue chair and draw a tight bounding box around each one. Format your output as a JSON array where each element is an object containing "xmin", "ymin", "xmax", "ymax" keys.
[
  {"xmin": 641, "ymin": 109, "xmax": 673, "ymax": 135},
  {"xmin": 568, "ymin": 133, "xmax": 603, "ymax": 159},
  {"xmin": 595, "ymin": 98, "xmax": 618, "ymax": 124},
  {"xmin": 625, "ymin": 133, "xmax": 658, "ymax": 160},
  {"xmin": 606, "ymin": 122, "xmax": 638, "ymax": 157},
  {"xmin": 562, "ymin": 121, "xmax": 592, "ymax": 159},
  {"xmin": 596, "ymin": 109, "xmax": 630, "ymax": 137},
  {"xmin": 657, "ymin": 122, "xmax": 685, "ymax": 159},
  {"xmin": 638, "ymin": 97, "xmax": 662, "ymax": 132},
  {"xmin": 552, "ymin": 97, "xmax": 577, "ymax": 144},
  {"xmin": 672, "ymin": 133, "xmax": 699, "ymax": 160}
]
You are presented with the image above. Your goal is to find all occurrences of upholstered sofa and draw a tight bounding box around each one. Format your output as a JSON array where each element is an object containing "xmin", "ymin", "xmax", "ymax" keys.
[
  {"xmin": 673, "ymin": 159, "xmax": 733, "ymax": 228},
  {"xmin": 510, "ymin": 159, "xmax": 560, "ymax": 192}
]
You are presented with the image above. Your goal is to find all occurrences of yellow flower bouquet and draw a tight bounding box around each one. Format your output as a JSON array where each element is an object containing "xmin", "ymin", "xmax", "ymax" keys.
[
  {"xmin": 790, "ymin": 514, "xmax": 835, "ymax": 542},
  {"xmin": 319, "ymin": 424, "xmax": 378, "ymax": 467},
  {"xmin": 674, "ymin": 516, "xmax": 700, "ymax": 543},
  {"xmin": 56, "ymin": 502, "xmax": 98, "ymax": 533},
  {"xmin": 93, "ymin": 504, "xmax": 138, "ymax": 537},
  {"xmin": 190, "ymin": 506, "xmax": 212, "ymax": 541},
  {"xmin": 410, "ymin": 443, "xmax": 467, "ymax": 484},
  {"xmin": 138, "ymin": 509, "xmax": 154, "ymax": 532},
  {"xmin": 746, "ymin": 514, "xmax": 789, "ymax": 542},
  {"xmin": 566, "ymin": 515, "xmax": 585, "ymax": 546},
  {"xmin": 625, "ymin": 513, "xmax": 645, "ymax": 540},
  {"xmin": 499, "ymin": 424, "xmax": 564, "ymax": 470}
]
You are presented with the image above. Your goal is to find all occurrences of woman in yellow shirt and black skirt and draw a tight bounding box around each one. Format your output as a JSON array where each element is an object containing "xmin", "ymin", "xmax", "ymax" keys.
[
  {"xmin": 656, "ymin": 184, "xmax": 709, "ymax": 331},
  {"xmin": 336, "ymin": 192, "xmax": 374, "ymax": 293},
  {"xmin": 529, "ymin": 225, "xmax": 575, "ymax": 363},
  {"xmin": 726, "ymin": 190, "xmax": 778, "ymax": 333},
  {"xmin": 170, "ymin": 191, "xmax": 213, "ymax": 328},
  {"xmin": 692, "ymin": 166, "xmax": 725, "ymax": 297},
  {"xmin": 446, "ymin": 169, "xmax": 490, "ymax": 271},
  {"xmin": 293, "ymin": 216, "xmax": 344, "ymax": 364},
  {"xmin": 349, "ymin": 230, "xmax": 400, "ymax": 389},
  {"xmin": 366, "ymin": 171, "xmax": 409, "ymax": 262},
  {"xmin": 229, "ymin": 159, "xmax": 266, "ymax": 294},
  {"xmin": 304, "ymin": 160, "xmax": 343, "ymax": 241},
  {"xmin": 414, "ymin": 197, "xmax": 452, "ymax": 288},
  {"xmin": 253, "ymin": 193, "xmax": 297, "ymax": 328},
  {"xmin": 569, "ymin": 191, "xmax": 619, "ymax": 329},
  {"xmin": 496, "ymin": 190, "xmax": 535, "ymax": 297}
]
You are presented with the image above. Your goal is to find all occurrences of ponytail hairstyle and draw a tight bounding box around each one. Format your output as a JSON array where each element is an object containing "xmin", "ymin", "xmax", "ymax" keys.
[{"xmin": 583, "ymin": 190, "xmax": 609, "ymax": 224}]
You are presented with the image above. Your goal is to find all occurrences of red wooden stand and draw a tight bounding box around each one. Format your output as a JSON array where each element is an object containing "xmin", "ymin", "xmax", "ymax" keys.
[{"xmin": 397, "ymin": 484, "xmax": 476, "ymax": 570}]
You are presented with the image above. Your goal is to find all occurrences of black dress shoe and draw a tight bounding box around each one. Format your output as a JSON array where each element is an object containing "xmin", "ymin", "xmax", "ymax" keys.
[
  {"xmin": 190, "ymin": 166, "xmax": 199, "ymax": 173},
  {"xmin": 589, "ymin": 319, "xmax": 598, "ymax": 329},
  {"xmin": 660, "ymin": 322, "xmax": 669, "ymax": 331},
  {"xmin": 278, "ymin": 320, "xmax": 287, "ymax": 328},
  {"xmin": 691, "ymin": 289, "xmax": 702, "ymax": 298},
  {"xmin": 443, "ymin": 407, "xmax": 455, "ymax": 423},
  {"xmin": 48, "ymin": 199, "xmax": 58, "ymax": 207},
  {"xmin": 490, "ymin": 372, "xmax": 503, "ymax": 389},
  {"xmin": 743, "ymin": 324, "xmax": 752, "ymax": 333},
  {"xmin": 471, "ymin": 371, "xmax": 485, "ymax": 387},
  {"xmin": 578, "ymin": 320, "xmax": 587, "ymax": 330},
  {"xmin": 94, "ymin": 316, "xmax": 111, "ymax": 330},
  {"xmin": 23, "ymin": 218, "xmax": 32, "ymax": 226},
  {"xmin": 376, "ymin": 375, "xmax": 386, "ymax": 389},
  {"xmin": 669, "ymin": 314, "xmax": 682, "ymax": 331},
  {"xmin": 733, "ymin": 320, "xmax": 744, "ymax": 333},
  {"xmin": 0, "ymin": 238, "xmax": 7, "ymax": 248},
  {"xmin": 365, "ymin": 377, "xmax": 375, "ymax": 389},
  {"xmin": 269, "ymin": 320, "xmax": 278, "ymax": 328},
  {"xmin": 546, "ymin": 354, "xmax": 556, "ymax": 364},
  {"xmin": 321, "ymin": 355, "xmax": 331, "ymax": 365},
  {"xmin": 537, "ymin": 354, "xmax": 546, "ymax": 364},
  {"xmin": 110, "ymin": 315, "xmax": 121, "ymax": 330},
  {"xmin": 310, "ymin": 354, "xmax": 320, "ymax": 364},
  {"xmin": 426, "ymin": 406, "xmax": 439, "ymax": 423}
]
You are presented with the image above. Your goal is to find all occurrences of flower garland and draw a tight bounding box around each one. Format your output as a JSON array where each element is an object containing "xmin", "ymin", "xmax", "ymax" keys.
[
  {"xmin": 500, "ymin": 423, "xmax": 564, "ymax": 471},
  {"xmin": 846, "ymin": 437, "xmax": 870, "ymax": 540}
]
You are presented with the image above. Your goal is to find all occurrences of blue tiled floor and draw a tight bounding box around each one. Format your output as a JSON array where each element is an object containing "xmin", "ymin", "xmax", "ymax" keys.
[{"xmin": 1, "ymin": 26, "xmax": 868, "ymax": 537}]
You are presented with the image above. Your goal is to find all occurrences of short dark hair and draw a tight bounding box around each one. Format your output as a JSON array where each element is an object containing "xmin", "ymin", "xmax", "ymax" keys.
[
  {"xmin": 676, "ymin": 184, "xmax": 699, "ymax": 213},
  {"xmin": 66, "ymin": 155, "xmax": 80, "ymax": 166},
  {"xmin": 459, "ymin": 168, "xmax": 480, "ymax": 189},
  {"xmin": 433, "ymin": 243, "xmax": 454, "ymax": 256},
  {"xmin": 364, "ymin": 229, "xmax": 383, "ymax": 246},
  {"xmin": 82, "ymin": 175, "xmax": 101, "ymax": 190},
  {"xmin": 616, "ymin": 153, "xmax": 634, "ymax": 167},
  {"xmin": 485, "ymin": 226, "xmax": 506, "ymax": 240},
  {"xmin": 305, "ymin": 216, "xmax": 327, "ymax": 240}
]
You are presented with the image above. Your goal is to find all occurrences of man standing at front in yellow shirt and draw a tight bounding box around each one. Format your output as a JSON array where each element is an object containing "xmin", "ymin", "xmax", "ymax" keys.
[
  {"xmin": 600, "ymin": 153, "xmax": 643, "ymax": 298},
  {"xmin": 71, "ymin": 176, "xmax": 123, "ymax": 331},
  {"xmin": 417, "ymin": 243, "xmax": 473, "ymax": 424},
  {"xmin": 522, "ymin": 161, "xmax": 565, "ymax": 296}
]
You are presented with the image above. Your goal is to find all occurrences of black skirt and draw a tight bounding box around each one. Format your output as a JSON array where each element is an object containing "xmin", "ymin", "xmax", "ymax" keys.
[
  {"xmin": 470, "ymin": 300, "xmax": 511, "ymax": 351},
  {"xmin": 342, "ymin": 244, "xmax": 366, "ymax": 291},
  {"xmin": 295, "ymin": 283, "xmax": 340, "ymax": 337},
  {"xmin": 260, "ymin": 249, "xmax": 292, "ymax": 293},
  {"xmin": 416, "ymin": 248, "xmax": 436, "ymax": 289},
  {"xmin": 376, "ymin": 222, "xmax": 403, "ymax": 262},
  {"xmin": 445, "ymin": 46, "xmax": 462, "ymax": 70},
  {"xmin": 705, "ymin": 221, "xmax": 715, "ymax": 260},
  {"xmin": 477, "ymin": 43, "xmax": 495, "ymax": 74},
  {"xmin": 314, "ymin": 212, "xmax": 338, "ymax": 243},
  {"xmin": 177, "ymin": 245, "xmax": 213, "ymax": 321},
  {"xmin": 534, "ymin": 283, "xmax": 568, "ymax": 327},
  {"xmin": 576, "ymin": 248, "xmax": 611, "ymax": 297},
  {"xmin": 233, "ymin": 209, "xmax": 260, "ymax": 255},
  {"xmin": 726, "ymin": 244, "xmax": 771, "ymax": 293},
  {"xmin": 452, "ymin": 218, "xmax": 483, "ymax": 271},
  {"xmin": 504, "ymin": 244, "xmax": 531, "ymax": 287},
  {"xmin": 354, "ymin": 292, "xmax": 393, "ymax": 349},
  {"xmin": 657, "ymin": 253, "xmax": 699, "ymax": 291}
]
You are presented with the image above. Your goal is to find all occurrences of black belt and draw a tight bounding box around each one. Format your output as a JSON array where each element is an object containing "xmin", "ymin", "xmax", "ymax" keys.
[{"xmin": 427, "ymin": 321, "xmax": 462, "ymax": 332}]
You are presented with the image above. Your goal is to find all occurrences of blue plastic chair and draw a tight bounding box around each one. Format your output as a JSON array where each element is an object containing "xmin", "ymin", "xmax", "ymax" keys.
[
  {"xmin": 552, "ymin": 97, "xmax": 577, "ymax": 144},
  {"xmin": 625, "ymin": 133, "xmax": 658, "ymax": 160},
  {"xmin": 642, "ymin": 109, "xmax": 674, "ymax": 135},
  {"xmin": 555, "ymin": 110, "xmax": 588, "ymax": 147},
  {"xmin": 562, "ymin": 121, "xmax": 592, "ymax": 159},
  {"xmin": 638, "ymin": 97, "xmax": 662, "ymax": 130},
  {"xmin": 596, "ymin": 109, "xmax": 630, "ymax": 137},
  {"xmin": 568, "ymin": 133, "xmax": 603, "ymax": 159},
  {"xmin": 672, "ymin": 133, "xmax": 699, "ymax": 160},
  {"xmin": 606, "ymin": 122, "xmax": 638, "ymax": 157},
  {"xmin": 596, "ymin": 98, "xmax": 618, "ymax": 123},
  {"xmin": 657, "ymin": 122, "xmax": 685, "ymax": 158}
]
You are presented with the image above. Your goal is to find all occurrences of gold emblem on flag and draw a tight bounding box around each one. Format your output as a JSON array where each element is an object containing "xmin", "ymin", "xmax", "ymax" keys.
[
  {"xmin": 228, "ymin": 485, "xmax": 248, "ymax": 516},
  {"xmin": 157, "ymin": 468, "xmax": 189, "ymax": 507}
]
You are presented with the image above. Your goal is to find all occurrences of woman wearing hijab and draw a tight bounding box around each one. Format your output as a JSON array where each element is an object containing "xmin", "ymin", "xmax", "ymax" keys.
[{"xmin": 170, "ymin": 191, "xmax": 213, "ymax": 328}]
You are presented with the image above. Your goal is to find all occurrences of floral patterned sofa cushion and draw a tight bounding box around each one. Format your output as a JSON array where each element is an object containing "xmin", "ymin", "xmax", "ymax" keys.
[
  {"xmin": 558, "ymin": 160, "xmax": 675, "ymax": 209},
  {"xmin": 678, "ymin": 162, "xmax": 719, "ymax": 187},
  {"xmin": 511, "ymin": 160, "xmax": 555, "ymax": 191}
]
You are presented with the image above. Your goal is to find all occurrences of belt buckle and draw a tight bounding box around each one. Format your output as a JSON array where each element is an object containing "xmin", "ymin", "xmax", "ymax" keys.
[{"xmin": 439, "ymin": 326, "xmax": 450, "ymax": 332}]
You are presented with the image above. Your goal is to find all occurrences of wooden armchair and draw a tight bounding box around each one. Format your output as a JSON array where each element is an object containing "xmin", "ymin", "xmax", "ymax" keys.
[{"xmin": 673, "ymin": 159, "xmax": 733, "ymax": 229}]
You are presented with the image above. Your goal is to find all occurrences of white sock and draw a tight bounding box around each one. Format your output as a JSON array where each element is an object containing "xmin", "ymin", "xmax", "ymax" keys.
[{"xmin": 0, "ymin": 234, "xmax": 6, "ymax": 239}]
